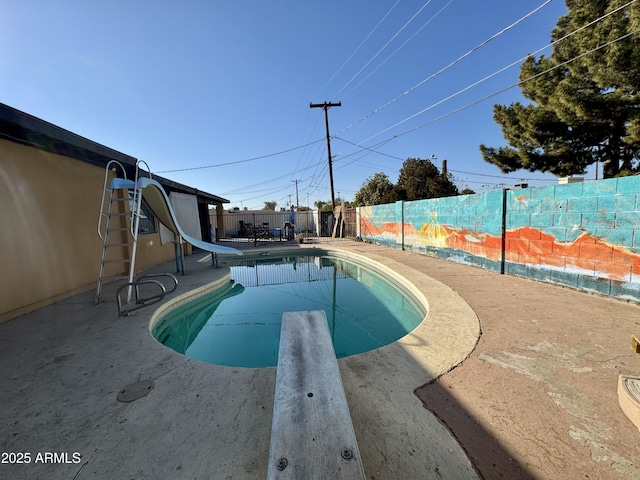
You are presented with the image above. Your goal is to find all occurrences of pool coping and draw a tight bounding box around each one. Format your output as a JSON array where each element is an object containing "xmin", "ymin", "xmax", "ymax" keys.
[
  {"xmin": 148, "ymin": 246, "xmax": 431, "ymax": 358},
  {"xmin": 147, "ymin": 244, "xmax": 481, "ymax": 380},
  {"xmin": 148, "ymin": 270, "xmax": 232, "ymax": 333}
]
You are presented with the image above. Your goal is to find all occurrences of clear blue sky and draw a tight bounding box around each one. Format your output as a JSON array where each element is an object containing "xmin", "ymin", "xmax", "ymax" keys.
[{"xmin": 2, "ymin": 0, "xmax": 575, "ymax": 210}]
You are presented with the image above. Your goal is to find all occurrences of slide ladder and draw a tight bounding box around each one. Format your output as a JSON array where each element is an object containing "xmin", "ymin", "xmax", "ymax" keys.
[
  {"xmin": 95, "ymin": 160, "xmax": 148, "ymax": 306},
  {"xmin": 96, "ymin": 160, "xmax": 240, "ymax": 313}
]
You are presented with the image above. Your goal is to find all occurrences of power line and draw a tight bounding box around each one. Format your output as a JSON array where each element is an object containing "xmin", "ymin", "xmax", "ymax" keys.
[
  {"xmin": 284, "ymin": 103, "xmax": 330, "ymax": 202},
  {"xmin": 334, "ymin": 136, "xmax": 404, "ymax": 161},
  {"xmin": 333, "ymin": 3, "xmax": 640, "ymax": 161},
  {"xmin": 341, "ymin": 0, "xmax": 455, "ymax": 100},
  {"xmin": 219, "ymin": 159, "xmax": 324, "ymax": 195},
  {"xmin": 382, "ymin": 25, "xmax": 640, "ymax": 143},
  {"xmin": 178, "ymin": 2, "xmax": 638, "ymax": 207},
  {"xmin": 335, "ymin": 0, "xmax": 555, "ymax": 136},
  {"xmin": 164, "ymin": 0, "xmax": 633, "ymax": 184},
  {"xmin": 448, "ymin": 168, "xmax": 556, "ymax": 182},
  {"xmin": 324, "ymin": 23, "xmax": 639, "ymax": 185},
  {"xmin": 164, "ymin": 0, "xmax": 621, "ymax": 184},
  {"xmin": 313, "ymin": 0, "xmax": 401, "ymax": 100},
  {"xmin": 332, "ymin": 0, "xmax": 437, "ymax": 100},
  {"xmin": 155, "ymin": 138, "xmax": 324, "ymax": 173},
  {"xmin": 335, "ymin": 136, "xmax": 556, "ymax": 182}
]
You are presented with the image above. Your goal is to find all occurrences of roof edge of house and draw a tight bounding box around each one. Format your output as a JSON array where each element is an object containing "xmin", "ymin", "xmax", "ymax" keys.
[{"xmin": 0, "ymin": 102, "xmax": 229, "ymax": 204}]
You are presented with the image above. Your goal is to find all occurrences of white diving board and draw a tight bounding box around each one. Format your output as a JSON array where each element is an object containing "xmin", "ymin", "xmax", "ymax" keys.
[{"xmin": 267, "ymin": 310, "xmax": 365, "ymax": 480}]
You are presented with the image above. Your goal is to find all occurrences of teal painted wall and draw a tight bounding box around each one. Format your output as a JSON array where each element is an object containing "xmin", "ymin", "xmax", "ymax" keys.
[{"xmin": 360, "ymin": 177, "xmax": 640, "ymax": 302}]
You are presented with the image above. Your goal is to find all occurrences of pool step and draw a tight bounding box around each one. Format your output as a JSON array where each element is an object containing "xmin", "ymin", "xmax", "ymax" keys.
[{"xmin": 267, "ymin": 310, "xmax": 365, "ymax": 479}]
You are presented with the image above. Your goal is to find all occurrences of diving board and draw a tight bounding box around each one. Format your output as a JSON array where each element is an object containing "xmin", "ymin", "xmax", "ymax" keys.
[{"xmin": 267, "ymin": 310, "xmax": 365, "ymax": 479}]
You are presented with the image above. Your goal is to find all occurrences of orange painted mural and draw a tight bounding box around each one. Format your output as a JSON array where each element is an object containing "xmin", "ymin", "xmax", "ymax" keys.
[
  {"xmin": 360, "ymin": 192, "xmax": 640, "ymax": 290},
  {"xmin": 362, "ymin": 214, "xmax": 640, "ymax": 283}
]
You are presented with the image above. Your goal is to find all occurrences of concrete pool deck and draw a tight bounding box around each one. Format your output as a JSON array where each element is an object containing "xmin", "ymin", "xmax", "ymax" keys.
[{"xmin": 1, "ymin": 241, "xmax": 639, "ymax": 479}]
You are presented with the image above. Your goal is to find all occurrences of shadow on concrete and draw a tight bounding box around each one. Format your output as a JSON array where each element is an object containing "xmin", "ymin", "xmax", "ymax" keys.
[{"xmin": 416, "ymin": 379, "xmax": 536, "ymax": 480}]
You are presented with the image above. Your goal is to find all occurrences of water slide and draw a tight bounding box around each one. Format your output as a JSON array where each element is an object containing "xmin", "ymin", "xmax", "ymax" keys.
[{"xmin": 113, "ymin": 177, "xmax": 242, "ymax": 256}]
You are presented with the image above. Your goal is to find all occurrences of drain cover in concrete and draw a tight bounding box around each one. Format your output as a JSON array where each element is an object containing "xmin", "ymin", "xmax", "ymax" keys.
[{"xmin": 117, "ymin": 379, "xmax": 155, "ymax": 402}]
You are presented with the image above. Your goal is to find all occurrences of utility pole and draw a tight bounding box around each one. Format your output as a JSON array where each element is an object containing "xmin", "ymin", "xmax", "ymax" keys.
[
  {"xmin": 292, "ymin": 180, "xmax": 299, "ymax": 209},
  {"xmin": 310, "ymin": 101, "xmax": 341, "ymax": 210}
]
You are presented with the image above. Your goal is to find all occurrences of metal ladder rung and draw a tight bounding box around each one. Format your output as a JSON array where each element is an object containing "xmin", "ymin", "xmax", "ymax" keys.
[
  {"xmin": 99, "ymin": 273, "xmax": 130, "ymax": 281},
  {"xmin": 97, "ymin": 160, "xmax": 150, "ymax": 307}
]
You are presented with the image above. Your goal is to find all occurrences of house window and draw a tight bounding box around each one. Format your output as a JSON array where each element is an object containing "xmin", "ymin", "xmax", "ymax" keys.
[
  {"xmin": 138, "ymin": 200, "xmax": 156, "ymax": 234},
  {"xmin": 128, "ymin": 193, "xmax": 157, "ymax": 234}
]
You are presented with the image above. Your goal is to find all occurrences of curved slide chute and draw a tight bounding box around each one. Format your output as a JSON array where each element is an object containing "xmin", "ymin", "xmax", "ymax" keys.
[{"xmin": 135, "ymin": 177, "xmax": 242, "ymax": 256}]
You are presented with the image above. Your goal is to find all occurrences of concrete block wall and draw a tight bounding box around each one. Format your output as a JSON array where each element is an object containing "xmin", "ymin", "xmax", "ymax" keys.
[
  {"xmin": 402, "ymin": 191, "xmax": 505, "ymax": 272},
  {"xmin": 359, "ymin": 203, "xmax": 403, "ymax": 248},
  {"xmin": 504, "ymin": 177, "xmax": 640, "ymax": 300},
  {"xmin": 359, "ymin": 176, "xmax": 640, "ymax": 302}
]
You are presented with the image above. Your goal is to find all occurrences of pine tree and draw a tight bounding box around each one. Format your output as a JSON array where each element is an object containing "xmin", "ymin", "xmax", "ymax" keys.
[
  {"xmin": 396, "ymin": 158, "xmax": 458, "ymax": 200},
  {"xmin": 481, "ymin": 0, "xmax": 640, "ymax": 178}
]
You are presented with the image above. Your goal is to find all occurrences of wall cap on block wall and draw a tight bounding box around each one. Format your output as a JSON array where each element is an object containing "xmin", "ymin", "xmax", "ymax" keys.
[
  {"xmin": 618, "ymin": 375, "xmax": 640, "ymax": 432},
  {"xmin": 558, "ymin": 176, "xmax": 584, "ymax": 184}
]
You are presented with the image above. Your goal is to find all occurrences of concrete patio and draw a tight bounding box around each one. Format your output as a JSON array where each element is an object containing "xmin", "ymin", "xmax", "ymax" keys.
[{"xmin": 1, "ymin": 241, "xmax": 639, "ymax": 479}]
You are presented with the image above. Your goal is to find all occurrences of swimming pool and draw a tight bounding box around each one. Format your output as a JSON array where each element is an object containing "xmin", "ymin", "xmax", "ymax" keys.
[{"xmin": 151, "ymin": 251, "xmax": 427, "ymax": 367}]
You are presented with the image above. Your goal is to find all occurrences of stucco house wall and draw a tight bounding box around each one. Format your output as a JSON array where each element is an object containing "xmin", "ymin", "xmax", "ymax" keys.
[{"xmin": 0, "ymin": 104, "xmax": 229, "ymax": 322}]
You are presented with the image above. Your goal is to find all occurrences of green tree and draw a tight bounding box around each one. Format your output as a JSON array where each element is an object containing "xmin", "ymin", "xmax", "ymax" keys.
[
  {"xmin": 396, "ymin": 158, "xmax": 458, "ymax": 200},
  {"xmin": 314, "ymin": 200, "xmax": 331, "ymax": 212},
  {"xmin": 481, "ymin": 0, "xmax": 640, "ymax": 178},
  {"xmin": 379, "ymin": 187, "xmax": 403, "ymax": 204},
  {"xmin": 263, "ymin": 201, "xmax": 277, "ymax": 210},
  {"xmin": 314, "ymin": 197, "xmax": 346, "ymax": 212},
  {"xmin": 353, "ymin": 173, "xmax": 395, "ymax": 206}
]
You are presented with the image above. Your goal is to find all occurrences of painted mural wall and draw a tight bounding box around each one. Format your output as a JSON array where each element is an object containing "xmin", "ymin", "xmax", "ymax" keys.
[{"xmin": 359, "ymin": 176, "xmax": 640, "ymax": 302}]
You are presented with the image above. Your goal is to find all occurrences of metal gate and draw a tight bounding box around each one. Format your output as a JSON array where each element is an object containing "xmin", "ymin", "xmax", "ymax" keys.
[{"xmin": 213, "ymin": 208, "xmax": 358, "ymax": 247}]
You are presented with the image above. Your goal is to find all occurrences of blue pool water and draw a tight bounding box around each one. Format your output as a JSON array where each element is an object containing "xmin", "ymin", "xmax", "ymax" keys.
[{"xmin": 152, "ymin": 253, "xmax": 425, "ymax": 367}]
